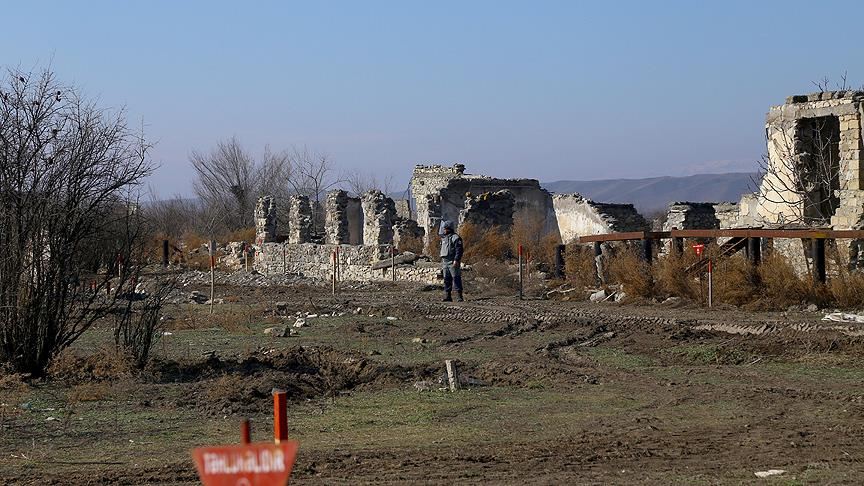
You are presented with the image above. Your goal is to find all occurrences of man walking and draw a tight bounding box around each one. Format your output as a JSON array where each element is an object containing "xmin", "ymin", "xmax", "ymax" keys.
[{"xmin": 439, "ymin": 220, "xmax": 464, "ymax": 302}]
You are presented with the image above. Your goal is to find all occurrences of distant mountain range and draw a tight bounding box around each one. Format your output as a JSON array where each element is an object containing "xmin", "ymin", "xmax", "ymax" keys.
[{"xmin": 542, "ymin": 172, "xmax": 758, "ymax": 214}]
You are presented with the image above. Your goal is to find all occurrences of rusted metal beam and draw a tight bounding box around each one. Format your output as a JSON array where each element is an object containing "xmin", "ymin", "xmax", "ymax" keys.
[
  {"xmin": 577, "ymin": 228, "xmax": 864, "ymax": 243},
  {"xmin": 577, "ymin": 231, "xmax": 671, "ymax": 243}
]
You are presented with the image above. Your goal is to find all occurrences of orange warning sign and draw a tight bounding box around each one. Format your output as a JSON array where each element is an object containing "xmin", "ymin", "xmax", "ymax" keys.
[{"xmin": 192, "ymin": 441, "xmax": 299, "ymax": 486}]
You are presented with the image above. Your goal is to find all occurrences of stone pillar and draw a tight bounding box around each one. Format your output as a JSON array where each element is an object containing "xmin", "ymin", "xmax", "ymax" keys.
[
  {"xmin": 361, "ymin": 190, "xmax": 396, "ymax": 251},
  {"xmin": 394, "ymin": 199, "xmax": 413, "ymax": 220},
  {"xmin": 287, "ymin": 195, "xmax": 313, "ymax": 244},
  {"xmin": 255, "ymin": 196, "xmax": 278, "ymax": 244},
  {"xmin": 325, "ymin": 190, "xmax": 351, "ymax": 245}
]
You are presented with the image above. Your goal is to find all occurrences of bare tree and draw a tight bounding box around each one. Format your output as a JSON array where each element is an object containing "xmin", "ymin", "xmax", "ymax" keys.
[
  {"xmin": 0, "ymin": 66, "xmax": 153, "ymax": 375},
  {"xmin": 755, "ymin": 115, "xmax": 841, "ymax": 225},
  {"xmin": 287, "ymin": 146, "xmax": 343, "ymax": 235},
  {"xmin": 344, "ymin": 168, "xmax": 395, "ymax": 196},
  {"xmin": 190, "ymin": 136, "xmax": 258, "ymax": 232}
]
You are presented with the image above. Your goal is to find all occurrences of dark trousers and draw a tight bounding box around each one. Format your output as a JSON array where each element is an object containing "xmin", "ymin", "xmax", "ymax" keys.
[{"xmin": 442, "ymin": 260, "xmax": 463, "ymax": 293}]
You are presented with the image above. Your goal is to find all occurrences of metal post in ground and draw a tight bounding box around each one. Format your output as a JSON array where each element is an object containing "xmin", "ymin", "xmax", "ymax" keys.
[
  {"xmin": 162, "ymin": 239, "xmax": 169, "ymax": 267},
  {"xmin": 641, "ymin": 238, "xmax": 653, "ymax": 264},
  {"xmin": 241, "ymin": 419, "xmax": 251, "ymax": 444},
  {"xmin": 331, "ymin": 250, "xmax": 337, "ymax": 295},
  {"xmin": 707, "ymin": 259, "xmax": 713, "ymax": 308},
  {"xmin": 272, "ymin": 389, "xmax": 288, "ymax": 444},
  {"xmin": 747, "ymin": 237, "xmax": 761, "ymax": 265},
  {"xmin": 812, "ymin": 238, "xmax": 826, "ymax": 284}
]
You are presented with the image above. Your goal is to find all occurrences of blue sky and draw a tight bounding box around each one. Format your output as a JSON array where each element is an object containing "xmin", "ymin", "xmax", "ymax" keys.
[{"xmin": 2, "ymin": 1, "xmax": 863, "ymax": 196}]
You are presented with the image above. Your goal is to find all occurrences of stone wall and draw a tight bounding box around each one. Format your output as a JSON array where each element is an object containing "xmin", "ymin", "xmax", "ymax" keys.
[
  {"xmin": 552, "ymin": 194, "xmax": 648, "ymax": 243},
  {"xmin": 254, "ymin": 242, "xmax": 439, "ymax": 283},
  {"xmin": 394, "ymin": 199, "xmax": 412, "ymax": 220},
  {"xmin": 255, "ymin": 196, "xmax": 278, "ymax": 244},
  {"xmin": 361, "ymin": 190, "xmax": 396, "ymax": 253},
  {"xmin": 754, "ymin": 91, "xmax": 864, "ymax": 227},
  {"xmin": 287, "ymin": 195, "xmax": 313, "ymax": 244},
  {"xmin": 324, "ymin": 190, "xmax": 350, "ymax": 244},
  {"xmin": 410, "ymin": 164, "xmax": 554, "ymax": 246},
  {"xmin": 458, "ymin": 190, "xmax": 516, "ymax": 229},
  {"xmin": 393, "ymin": 219, "xmax": 425, "ymax": 252}
]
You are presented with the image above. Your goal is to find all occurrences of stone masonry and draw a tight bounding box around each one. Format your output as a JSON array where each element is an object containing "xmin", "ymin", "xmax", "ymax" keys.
[
  {"xmin": 287, "ymin": 195, "xmax": 313, "ymax": 244},
  {"xmin": 254, "ymin": 196, "xmax": 278, "ymax": 244},
  {"xmin": 458, "ymin": 190, "xmax": 516, "ymax": 230},
  {"xmin": 361, "ymin": 190, "xmax": 396, "ymax": 250},
  {"xmin": 552, "ymin": 194, "xmax": 648, "ymax": 243}
]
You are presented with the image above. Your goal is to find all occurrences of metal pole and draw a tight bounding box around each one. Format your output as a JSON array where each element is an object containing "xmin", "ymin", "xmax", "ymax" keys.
[
  {"xmin": 162, "ymin": 239, "xmax": 169, "ymax": 267},
  {"xmin": 272, "ymin": 389, "xmax": 288, "ymax": 444},
  {"xmin": 391, "ymin": 243, "xmax": 396, "ymax": 282},
  {"xmin": 641, "ymin": 238, "xmax": 653, "ymax": 264},
  {"xmin": 747, "ymin": 237, "xmax": 761, "ymax": 265},
  {"xmin": 518, "ymin": 244, "xmax": 524, "ymax": 300},
  {"xmin": 812, "ymin": 238, "xmax": 826, "ymax": 284},
  {"xmin": 244, "ymin": 243, "xmax": 248, "ymax": 272},
  {"xmin": 707, "ymin": 259, "xmax": 713, "ymax": 308},
  {"xmin": 331, "ymin": 250, "xmax": 336, "ymax": 295}
]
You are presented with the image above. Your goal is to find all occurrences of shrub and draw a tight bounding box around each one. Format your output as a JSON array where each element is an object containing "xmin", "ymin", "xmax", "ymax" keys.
[
  {"xmin": 608, "ymin": 247, "xmax": 652, "ymax": 298},
  {"xmin": 565, "ymin": 244, "xmax": 598, "ymax": 290},
  {"xmin": 459, "ymin": 222, "xmax": 512, "ymax": 262},
  {"xmin": 654, "ymin": 250, "xmax": 700, "ymax": 300}
]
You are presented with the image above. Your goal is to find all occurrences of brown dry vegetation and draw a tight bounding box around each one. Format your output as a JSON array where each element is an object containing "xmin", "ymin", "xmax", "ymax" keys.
[
  {"xmin": 607, "ymin": 247, "xmax": 652, "ymax": 298},
  {"xmin": 397, "ymin": 234, "xmax": 425, "ymax": 255},
  {"xmin": 564, "ymin": 244, "xmax": 598, "ymax": 291}
]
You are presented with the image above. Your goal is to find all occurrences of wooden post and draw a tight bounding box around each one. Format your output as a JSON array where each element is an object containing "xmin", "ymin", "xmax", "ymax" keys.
[
  {"xmin": 812, "ymin": 238, "xmax": 826, "ymax": 284},
  {"xmin": 445, "ymin": 360, "xmax": 459, "ymax": 392},
  {"xmin": 331, "ymin": 250, "xmax": 337, "ymax": 295},
  {"xmin": 209, "ymin": 240, "xmax": 216, "ymax": 315},
  {"xmin": 554, "ymin": 244, "xmax": 565, "ymax": 279},
  {"xmin": 518, "ymin": 244, "xmax": 524, "ymax": 300},
  {"xmin": 162, "ymin": 239, "xmax": 169, "ymax": 267},
  {"xmin": 272, "ymin": 389, "xmax": 288, "ymax": 443}
]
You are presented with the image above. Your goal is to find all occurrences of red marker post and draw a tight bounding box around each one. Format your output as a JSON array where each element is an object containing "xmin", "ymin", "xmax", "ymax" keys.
[{"xmin": 193, "ymin": 390, "xmax": 299, "ymax": 486}]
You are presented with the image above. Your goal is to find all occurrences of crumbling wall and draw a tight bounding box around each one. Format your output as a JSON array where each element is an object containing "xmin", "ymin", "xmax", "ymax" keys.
[
  {"xmin": 552, "ymin": 194, "xmax": 648, "ymax": 243},
  {"xmin": 757, "ymin": 91, "xmax": 864, "ymax": 227},
  {"xmin": 394, "ymin": 199, "xmax": 412, "ymax": 220},
  {"xmin": 410, "ymin": 164, "xmax": 555, "ymax": 245},
  {"xmin": 458, "ymin": 190, "xmax": 515, "ymax": 230},
  {"xmin": 324, "ymin": 190, "xmax": 349, "ymax": 244},
  {"xmin": 287, "ymin": 195, "xmax": 313, "ymax": 244},
  {"xmin": 254, "ymin": 243, "xmax": 438, "ymax": 283},
  {"xmin": 361, "ymin": 190, "xmax": 396, "ymax": 248},
  {"xmin": 392, "ymin": 219, "xmax": 424, "ymax": 252},
  {"xmin": 664, "ymin": 202, "xmax": 722, "ymax": 230},
  {"xmin": 255, "ymin": 196, "xmax": 278, "ymax": 244}
]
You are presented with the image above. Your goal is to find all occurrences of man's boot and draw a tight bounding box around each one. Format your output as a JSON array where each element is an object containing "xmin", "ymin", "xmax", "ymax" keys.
[
  {"xmin": 443, "ymin": 292, "xmax": 452, "ymax": 302},
  {"xmin": 456, "ymin": 290, "xmax": 464, "ymax": 302}
]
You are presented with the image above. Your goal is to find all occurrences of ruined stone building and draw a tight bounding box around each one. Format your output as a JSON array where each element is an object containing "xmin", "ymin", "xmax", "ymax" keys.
[{"xmin": 409, "ymin": 164, "xmax": 647, "ymax": 246}]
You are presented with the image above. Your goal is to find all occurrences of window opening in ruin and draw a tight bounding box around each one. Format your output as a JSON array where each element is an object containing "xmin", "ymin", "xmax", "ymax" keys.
[{"xmin": 796, "ymin": 116, "xmax": 840, "ymax": 222}]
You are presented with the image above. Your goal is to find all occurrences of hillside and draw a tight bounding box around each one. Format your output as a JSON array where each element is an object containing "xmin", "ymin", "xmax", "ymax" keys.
[{"xmin": 542, "ymin": 172, "xmax": 757, "ymax": 214}]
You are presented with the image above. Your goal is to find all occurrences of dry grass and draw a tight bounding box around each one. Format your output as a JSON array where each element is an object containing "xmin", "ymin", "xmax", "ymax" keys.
[
  {"xmin": 424, "ymin": 232, "xmax": 441, "ymax": 258},
  {"xmin": 510, "ymin": 215, "xmax": 560, "ymax": 268},
  {"xmin": 711, "ymin": 255, "xmax": 758, "ymax": 306},
  {"xmin": 68, "ymin": 382, "xmax": 113, "ymax": 402},
  {"xmin": 48, "ymin": 347, "xmax": 134, "ymax": 383},
  {"xmin": 608, "ymin": 247, "xmax": 652, "ymax": 298},
  {"xmin": 205, "ymin": 374, "xmax": 247, "ymax": 403},
  {"xmin": 654, "ymin": 251, "xmax": 700, "ymax": 300},
  {"xmin": 398, "ymin": 234, "xmax": 425, "ymax": 255},
  {"xmin": 565, "ymin": 245, "xmax": 598, "ymax": 290},
  {"xmin": 829, "ymin": 272, "xmax": 864, "ymax": 308},
  {"xmin": 221, "ymin": 227, "xmax": 256, "ymax": 243},
  {"xmin": 459, "ymin": 222, "xmax": 512, "ymax": 262},
  {"xmin": 754, "ymin": 252, "xmax": 821, "ymax": 308}
]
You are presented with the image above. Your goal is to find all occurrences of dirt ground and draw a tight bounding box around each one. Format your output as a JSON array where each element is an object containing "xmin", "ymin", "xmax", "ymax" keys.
[{"xmin": 3, "ymin": 277, "xmax": 864, "ymax": 484}]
